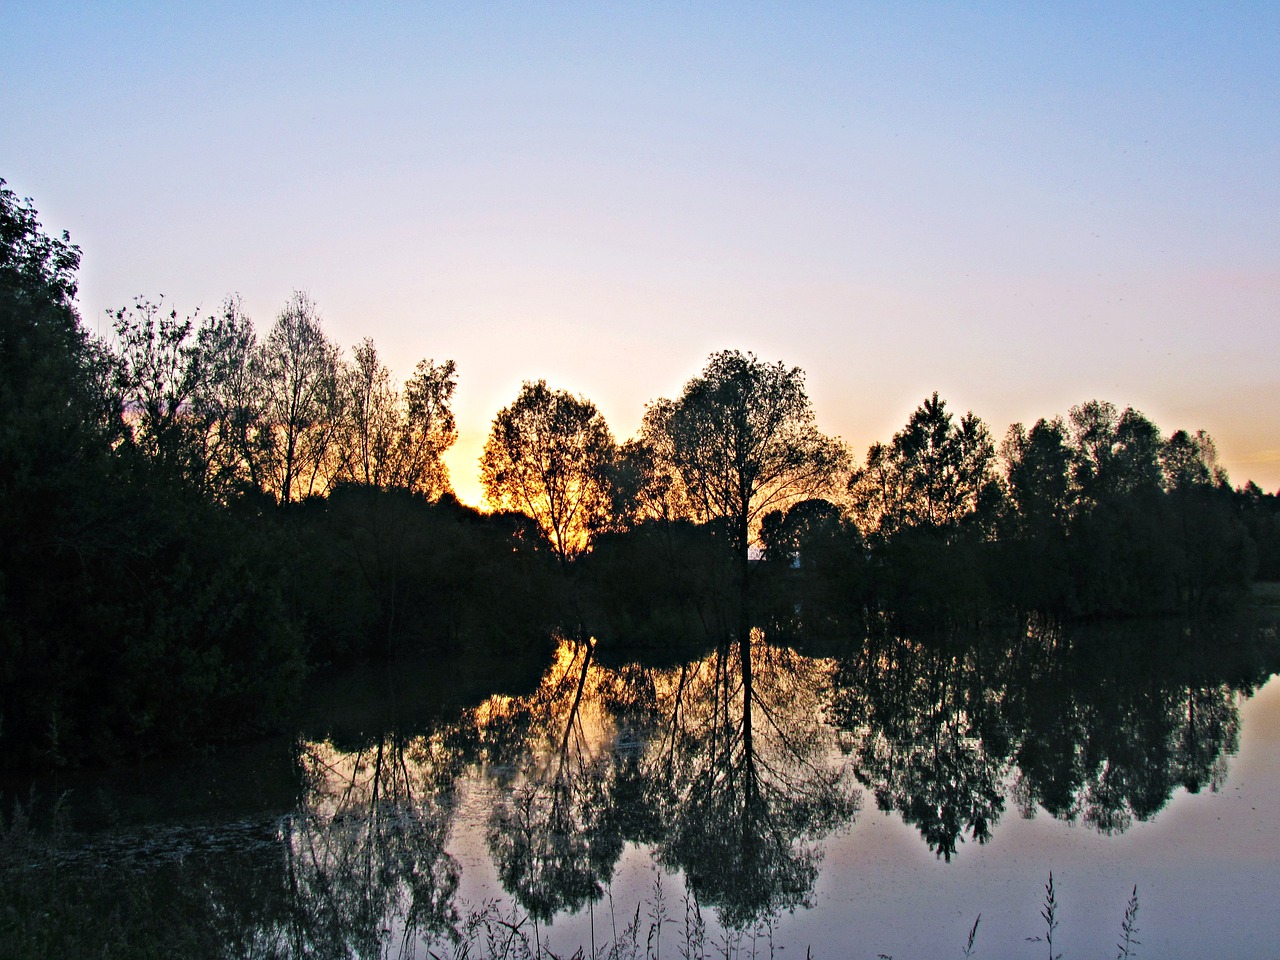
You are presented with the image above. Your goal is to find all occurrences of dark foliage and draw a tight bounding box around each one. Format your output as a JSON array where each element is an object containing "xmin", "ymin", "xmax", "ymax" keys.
[
  {"xmin": 2, "ymin": 178, "xmax": 1275, "ymax": 774},
  {"xmin": 0, "ymin": 182, "xmax": 304, "ymax": 767},
  {"xmin": 579, "ymin": 518, "xmax": 738, "ymax": 649},
  {"xmin": 284, "ymin": 486, "xmax": 564, "ymax": 664}
]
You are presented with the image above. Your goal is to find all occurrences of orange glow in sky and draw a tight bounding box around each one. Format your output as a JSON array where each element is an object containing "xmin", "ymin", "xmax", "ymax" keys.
[{"xmin": 5, "ymin": 4, "xmax": 1277, "ymax": 499}]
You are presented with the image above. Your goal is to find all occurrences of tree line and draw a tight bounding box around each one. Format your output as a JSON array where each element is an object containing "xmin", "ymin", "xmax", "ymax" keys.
[
  {"xmin": 486, "ymin": 360, "xmax": 1273, "ymax": 636},
  {"xmin": 3, "ymin": 178, "xmax": 1278, "ymax": 768}
]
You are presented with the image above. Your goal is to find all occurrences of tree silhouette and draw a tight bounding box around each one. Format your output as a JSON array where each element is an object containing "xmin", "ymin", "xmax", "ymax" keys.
[
  {"xmin": 481, "ymin": 380, "xmax": 616, "ymax": 567},
  {"xmin": 1068, "ymin": 400, "xmax": 1163, "ymax": 506},
  {"xmin": 335, "ymin": 339, "xmax": 457, "ymax": 496},
  {"xmin": 190, "ymin": 294, "xmax": 270, "ymax": 498},
  {"xmin": 255, "ymin": 291, "xmax": 342, "ymax": 502},
  {"xmin": 106, "ymin": 296, "xmax": 209, "ymax": 485},
  {"xmin": 848, "ymin": 392, "xmax": 999, "ymax": 542},
  {"xmin": 642, "ymin": 351, "xmax": 848, "ymax": 565}
]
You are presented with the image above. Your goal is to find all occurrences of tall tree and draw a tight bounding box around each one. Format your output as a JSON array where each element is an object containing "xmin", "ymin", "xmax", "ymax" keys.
[
  {"xmin": 1068, "ymin": 400, "xmax": 1163, "ymax": 505},
  {"xmin": 1000, "ymin": 416, "xmax": 1074, "ymax": 534},
  {"xmin": 191, "ymin": 294, "xmax": 268, "ymax": 498},
  {"xmin": 641, "ymin": 350, "xmax": 848, "ymax": 564},
  {"xmin": 847, "ymin": 392, "xmax": 998, "ymax": 541},
  {"xmin": 0, "ymin": 179, "xmax": 110, "ymax": 484},
  {"xmin": 339, "ymin": 337, "xmax": 399, "ymax": 488},
  {"xmin": 332, "ymin": 342, "xmax": 457, "ymax": 496},
  {"xmin": 1, "ymin": 184, "xmax": 305, "ymax": 766},
  {"xmin": 1161, "ymin": 428, "xmax": 1226, "ymax": 493},
  {"xmin": 254, "ymin": 291, "xmax": 342, "ymax": 502},
  {"xmin": 0, "ymin": 179, "xmax": 114, "ymax": 760},
  {"xmin": 480, "ymin": 380, "xmax": 615, "ymax": 566},
  {"xmin": 391, "ymin": 357, "xmax": 457, "ymax": 497},
  {"xmin": 106, "ymin": 296, "xmax": 208, "ymax": 486}
]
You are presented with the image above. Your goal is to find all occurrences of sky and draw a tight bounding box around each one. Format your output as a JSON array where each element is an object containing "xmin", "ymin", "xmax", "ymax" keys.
[{"xmin": 4, "ymin": 1, "xmax": 1278, "ymax": 506}]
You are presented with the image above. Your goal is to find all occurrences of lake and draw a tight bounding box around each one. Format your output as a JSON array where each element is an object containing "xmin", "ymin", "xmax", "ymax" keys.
[{"xmin": 4, "ymin": 612, "xmax": 1279, "ymax": 959}]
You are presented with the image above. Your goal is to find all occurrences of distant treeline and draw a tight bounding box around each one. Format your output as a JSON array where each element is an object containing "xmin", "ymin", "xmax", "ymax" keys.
[{"xmin": 3, "ymin": 179, "xmax": 1278, "ymax": 768}]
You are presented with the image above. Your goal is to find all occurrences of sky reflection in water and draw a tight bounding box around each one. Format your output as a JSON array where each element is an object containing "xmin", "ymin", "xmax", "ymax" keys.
[
  {"xmin": 15, "ymin": 615, "xmax": 1280, "ymax": 959},
  {"xmin": 286, "ymin": 617, "xmax": 1278, "ymax": 959}
]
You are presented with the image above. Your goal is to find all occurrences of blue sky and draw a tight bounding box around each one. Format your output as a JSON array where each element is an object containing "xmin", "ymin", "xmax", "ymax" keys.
[{"xmin": 5, "ymin": 2, "xmax": 1278, "ymax": 503}]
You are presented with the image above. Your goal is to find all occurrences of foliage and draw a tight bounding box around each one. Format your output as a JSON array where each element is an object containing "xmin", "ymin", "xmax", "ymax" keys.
[
  {"xmin": 335, "ymin": 338, "xmax": 457, "ymax": 496},
  {"xmin": 1234, "ymin": 482, "xmax": 1280, "ymax": 580},
  {"xmin": 757, "ymin": 499, "xmax": 867, "ymax": 641},
  {"xmin": 481, "ymin": 380, "xmax": 617, "ymax": 566},
  {"xmin": 846, "ymin": 391, "xmax": 1258, "ymax": 625},
  {"xmin": 253, "ymin": 291, "xmax": 344, "ymax": 502},
  {"xmin": 286, "ymin": 487, "xmax": 565, "ymax": 664},
  {"xmin": 582, "ymin": 519, "xmax": 739, "ymax": 648},
  {"xmin": 641, "ymin": 351, "xmax": 849, "ymax": 561},
  {"xmin": 0, "ymin": 186, "xmax": 306, "ymax": 767},
  {"xmin": 848, "ymin": 392, "xmax": 1000, "ymax": 542}
]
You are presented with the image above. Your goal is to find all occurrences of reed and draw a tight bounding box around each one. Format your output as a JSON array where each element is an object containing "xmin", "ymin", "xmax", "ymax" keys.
[{"xmin": 2, "ymin": 810, "xmax": 1144, "ymax": 960}]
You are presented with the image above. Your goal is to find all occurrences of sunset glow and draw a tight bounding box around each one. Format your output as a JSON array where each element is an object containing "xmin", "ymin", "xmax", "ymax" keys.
[{"xmin": 5, "ymin": 4, "xmax": 1277, "ymax": 501}]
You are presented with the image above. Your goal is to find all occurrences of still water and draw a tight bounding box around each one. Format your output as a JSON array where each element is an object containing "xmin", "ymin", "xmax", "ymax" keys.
[{"xmin": 8, "ymin": 615, "xmax": 1280, "ymax": 959}]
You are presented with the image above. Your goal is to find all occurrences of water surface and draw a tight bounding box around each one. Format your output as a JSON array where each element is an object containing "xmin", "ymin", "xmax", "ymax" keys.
[{"xmin": 7, "ymin": 615, "xmax": 1279, "ymax": 959}]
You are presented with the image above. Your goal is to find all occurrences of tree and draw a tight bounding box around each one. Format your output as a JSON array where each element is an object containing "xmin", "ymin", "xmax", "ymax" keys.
[
  {"xmin": 1161, "ymin": 429, "xmax": 1226, "ymax": 493},
  {"xmin": 0, "ymin": 179, "xmax": 116, "ymax": 762},
  {"xmin": 254, "ymin": 291, "xmax": 342, "ymax": 502},
  {"xmin": 328, "ymin": 340, "xmax": 457, "ymax": 497},
  {"xmin": 847, "ymin": 392, "xmax": 998, "ymax": 541},
  {"xmin": 758, "ymin": 498, "xmax": 866, "ymax": 638},
  {"xmin": 339, "ymin": 337, "xmax": 400, "ymax": 488},
  {"xmin": 191, "ymin": 294, "xmax": 269, "ymax": 498},
  {"xmin": 641, "ymin": 350, "xmax": 848, "ymax": 564},
  {"xmin": 106, "ymin": 296, "xmax": 209, "ymax": 486},
  {"xmin": 0, "ymin": 179, "xmax": 110, "ymax": 468},
  {"xmin": 993, "ymin": 417, "xmax": 1076, "ymax": 611},
  {"xmin": 480, "ymin": 380, "xmax": 615, "ymax": 567},
  {"xmin": 1, "ymin": 184, "xmax": 305, "ymax": 767},
  {"xmin": 1067, "ymin": 400, "xmax": 1163, "ymax": 505},
  {"xmin": 390, "ymin": 357, "xmax": 456, "ymax": 497},
  {"xmin": 1000, "ymin": 417, "xmax": 1074, "ymax": 534}
]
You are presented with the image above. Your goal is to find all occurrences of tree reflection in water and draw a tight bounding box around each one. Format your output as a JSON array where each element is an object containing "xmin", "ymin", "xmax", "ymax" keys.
[
  {"xmin": 650, "ymin": 633, "xmax": 859, "ymax": 928},
  {"xmin": 474, "ymin": 632, "xmax": 859, "ymax": 929},
  {"xmin": 832, "ymin": 616, "xmax": 1260, "ymax": 858},
  {"xmin": 281, "ymin": 730, "xmax": 462, "ymax": 957},
  {"xmin": 1007, "ymin": 617, "xmax": 1244, "ymax": 835},
  {"xmin": 832, "ymin": 629, "xmax": 1012, "ymax": 861},
  {"xmin": 250, "ymin": 614, "xmax": 1271, "ymax": 953},
  {"xmin": 482, "ymin": 638, "xmax": 629, "ymax": 922}
]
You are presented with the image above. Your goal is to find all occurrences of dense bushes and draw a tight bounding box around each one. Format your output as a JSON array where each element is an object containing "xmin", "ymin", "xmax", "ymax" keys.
[{"xmin": 286, "ymin": 487, "xmax": 564, "ymax": 664}]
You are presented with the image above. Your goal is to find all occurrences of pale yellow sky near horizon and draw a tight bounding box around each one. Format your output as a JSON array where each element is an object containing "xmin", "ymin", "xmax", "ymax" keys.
[{"xmin": 5, "ymin": 3, "xmax": 1276, "ymax": 502}]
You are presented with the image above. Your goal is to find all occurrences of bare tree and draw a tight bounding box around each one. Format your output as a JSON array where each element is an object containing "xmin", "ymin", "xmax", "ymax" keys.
[{"xmin": 337, "ymin": 337, "xmax": 400, "ymax": 488}]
